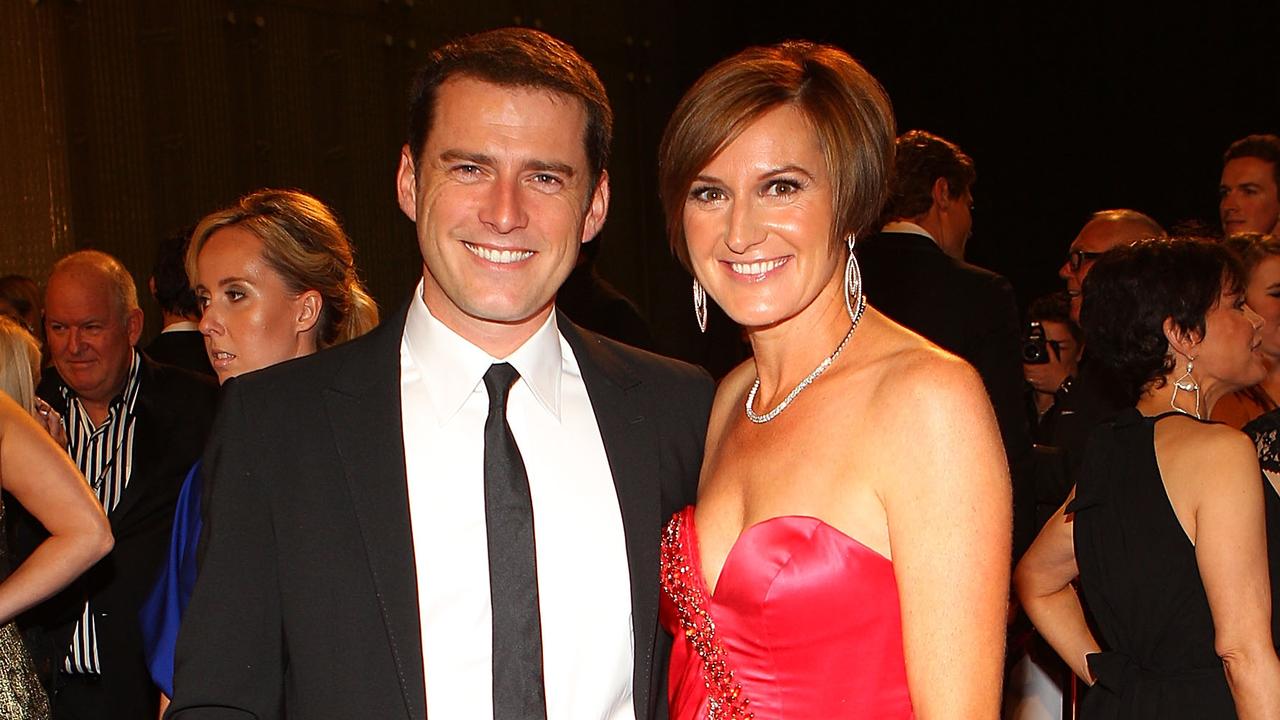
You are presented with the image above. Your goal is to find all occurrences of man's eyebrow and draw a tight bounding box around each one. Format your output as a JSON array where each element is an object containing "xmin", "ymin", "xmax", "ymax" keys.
[
  {"xmin": 438, "ymin": 150, "xmax": 495, "ymax": 166},
  {"xmin": 526, "ymin": 160, "xmax": 575, "ymax": 177}
]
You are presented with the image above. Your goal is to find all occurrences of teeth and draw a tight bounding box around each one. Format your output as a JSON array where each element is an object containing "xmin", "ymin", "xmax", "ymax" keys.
[
  {"xmin": 730, "ymin": 258, "xmax": 787, "ymax": 275},
  {"xmin": 212, "ymin": 351, "xmax": 234, "ymax": 360},
  {"xmin": 465, "ymin": 242, "xmax": 533, "ymax": 264}
]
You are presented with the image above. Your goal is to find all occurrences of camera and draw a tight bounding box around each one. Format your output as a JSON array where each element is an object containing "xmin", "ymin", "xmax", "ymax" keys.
[{"xmin": 1022, "ymin": 321, "xmax": 1050, "ymax": 364}]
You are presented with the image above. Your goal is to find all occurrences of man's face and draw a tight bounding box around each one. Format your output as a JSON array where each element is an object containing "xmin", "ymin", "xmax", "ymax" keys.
[
  {"xmin": 1220, "ymin": 156, "xmax": 1280, "ymax": 235},
  {"xmin": 45, "ymin": 267, "xmax": 142, "ymax": 406},
  {"xmin": 1058, "ymin": 219, "xmax": 1141, "ymax": 323},
  {"xmin": 395, "ymin": 77, "xmax": 609, "ymax": 351}
]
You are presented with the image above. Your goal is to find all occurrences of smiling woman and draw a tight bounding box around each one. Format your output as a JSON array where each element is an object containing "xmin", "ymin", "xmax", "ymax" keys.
[
  {"xmin": 655, "ymin": 41, "xmax": 1012, "ymax": 719},
  {"xmin": 139, "ymin": 188, "xmax": 379, "ymax": 707}
]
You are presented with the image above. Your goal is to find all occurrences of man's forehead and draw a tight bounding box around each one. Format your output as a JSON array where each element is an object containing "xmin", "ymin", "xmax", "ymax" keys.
[
  {"xmin": 1223, "ymin": 157, "xmax": 1278, "ymax": 185},
  {"xmin": 46, "ymin": 272, "xmax": 122, "ymax": 320}
]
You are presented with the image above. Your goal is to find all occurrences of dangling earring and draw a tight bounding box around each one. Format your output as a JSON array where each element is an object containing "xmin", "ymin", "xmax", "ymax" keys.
[
  {"xmin": 843, "ymin": 234, "xmax": 864, "ymax": 323},
  {"xmin": 1171, "ymin": 356, "xmax": 1202, "ymax": 419},
  {"xmin": 692, "ymin": 277, "xmax": 708, "ymax": 333}
]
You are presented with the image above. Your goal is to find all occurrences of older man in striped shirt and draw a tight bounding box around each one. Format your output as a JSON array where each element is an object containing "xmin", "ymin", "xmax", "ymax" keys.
[{"xmin": 17, "ymin": 250, "xmax": 217, "ymax": 720}]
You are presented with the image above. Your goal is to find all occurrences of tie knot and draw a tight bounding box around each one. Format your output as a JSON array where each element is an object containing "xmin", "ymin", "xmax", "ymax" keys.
[{"xmin": 483, "ymin": 362, "xmax": 520, "ymax": 410}]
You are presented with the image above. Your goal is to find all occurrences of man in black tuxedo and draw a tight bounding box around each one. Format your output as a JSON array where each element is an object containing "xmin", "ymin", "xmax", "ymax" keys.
[
  {"xmin": 20, "ymin": 250, "xmax": 217, "ymax": 720},
  {"xmin": 169, "ymin": 28, "xmax": 713, "ymax": 720},
  {"xmin": 144, "ymin": 234, "xmax": 214, "ymax": 377},
  {"xmin": 857, "ymin": 130, "xmax": 1035, "ymax": 559}
]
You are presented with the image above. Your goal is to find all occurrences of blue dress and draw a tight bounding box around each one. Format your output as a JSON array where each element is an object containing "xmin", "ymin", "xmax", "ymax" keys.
[{"xmin": 139, "ymin": 461, "xmax": 202, "ymax": 697}]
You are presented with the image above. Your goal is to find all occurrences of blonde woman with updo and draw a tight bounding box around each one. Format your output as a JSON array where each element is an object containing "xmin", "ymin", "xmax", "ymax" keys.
[
  {"xmin": 0, "ymin": 317, "xmax": 113, "ymax": 719},
  {"xmin": 139, "ymin": 189, "xmax": 378, "ymax": 711}
]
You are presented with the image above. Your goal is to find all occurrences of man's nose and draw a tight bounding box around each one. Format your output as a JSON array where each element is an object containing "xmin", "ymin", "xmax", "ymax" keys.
[{"xmin": 478, "ymin": 178, "xmax": 529, "ymax": 234}]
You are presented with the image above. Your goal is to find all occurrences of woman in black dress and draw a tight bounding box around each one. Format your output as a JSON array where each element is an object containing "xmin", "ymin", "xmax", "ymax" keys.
[{"xmin": 1015, "ymin": 238, "xmax": 1280, "ymax": 718}]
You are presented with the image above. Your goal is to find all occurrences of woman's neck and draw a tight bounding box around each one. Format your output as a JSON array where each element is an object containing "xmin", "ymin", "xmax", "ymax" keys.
[{"xmin": 747, "ymin": 280, "xmax": 852, "ymax": 407}]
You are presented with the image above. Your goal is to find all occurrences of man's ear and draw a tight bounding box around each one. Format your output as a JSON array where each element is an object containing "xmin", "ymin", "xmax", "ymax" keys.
[
  {"xmin": 296, "ymin": 291, "xmax": 322, "ymax": 335},
  {"xmin": 396, "ymin": 145, "xmax": 419, "ymax": 222},
  {"xmin": 126, "ymin": 307, "xmax": 144, "ymax": 347},
  {"xmin": 931, "ymin": 177, "xmax": 952, "ymax": 210},
  {"xmin": 580, "ymin": 171, "xmax": 611, "ymax": 244},
  {"xmin": 1162, "ymin": 316, "xmax": 1202, "ymax": 359}
]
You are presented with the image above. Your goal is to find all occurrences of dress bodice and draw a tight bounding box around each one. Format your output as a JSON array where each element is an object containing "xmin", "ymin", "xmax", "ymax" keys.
[
  {"xmin": 659, "ymin": 506, "xmax": 913, "ymax": 719},
  {"xmin": 1067, "ymin": 409, "xmax": 1235, "ymax": 718}
]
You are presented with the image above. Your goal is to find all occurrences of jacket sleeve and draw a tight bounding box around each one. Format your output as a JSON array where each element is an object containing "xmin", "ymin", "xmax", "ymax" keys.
[
  {"xmin": 968, "ymin": 275, "xmax": 1037, "ymax": 561},
  {"xmin": 168, "ymin": 380, "xmax": 284, "ymax": 719}
]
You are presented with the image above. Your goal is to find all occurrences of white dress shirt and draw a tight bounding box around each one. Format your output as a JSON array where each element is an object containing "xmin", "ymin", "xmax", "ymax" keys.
[
  {"xmin": 400, "ymin": 283, "xmax": 636, "ymax": 720},
  {"xmin": 881, "ymin": 219, "xmax": 937, "ymax": 244}
]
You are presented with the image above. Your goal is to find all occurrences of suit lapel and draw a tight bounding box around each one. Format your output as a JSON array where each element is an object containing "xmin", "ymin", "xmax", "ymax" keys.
[
  {"xmin": 322, "ymin": 303, "xmax": 426, "ymax": 719},
  {"xmin": 108, "ymin": 358, "xmax": 167, "ymax": 526},
  {"xmin": 559, "ymin": 315, "xmax": 661, "ymax": 719}
]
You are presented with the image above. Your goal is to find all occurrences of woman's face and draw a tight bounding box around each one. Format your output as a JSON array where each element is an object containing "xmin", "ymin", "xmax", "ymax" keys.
[
  {"xmin": 1193, "ymin": 285, "xmax": 1265, "ymax": 392},
  {"xmin": 194, "ymin": 226, "xmax": 318, "ymax": 384},
  {"xmin": 1245, "ymin": 254, "xmax": 1280, "ymax": 360},
  {"xmin": 682, "ymin": 104, "xmax": 840, "ymax": 329}
]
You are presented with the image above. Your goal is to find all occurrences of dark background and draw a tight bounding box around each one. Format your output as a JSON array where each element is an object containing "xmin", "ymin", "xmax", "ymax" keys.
[{"xmin": 4, "ymin": 0, "xmax": 1277, "ymax": 370}]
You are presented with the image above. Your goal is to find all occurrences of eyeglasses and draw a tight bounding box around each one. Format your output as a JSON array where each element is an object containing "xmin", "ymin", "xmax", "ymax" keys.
[{"xmin": 1067, "ymin": 249, "xmax": 1106, "ymax": 272}]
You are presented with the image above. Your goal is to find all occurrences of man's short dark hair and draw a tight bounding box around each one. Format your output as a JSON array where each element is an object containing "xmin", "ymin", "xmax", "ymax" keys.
[
  {"xmin": 406, "ymin": 27, "xmax": 613, "ymax": 185},
  {"xmin": 152, "ymin": 231, "xmax": 199, "ymax": 318},
  {"xmin": 883, "ymin": 129, "xmax": 976, "ymax": 221},
  {"xmin": 1223, "ymin": 133, "xmax": 1280, "ymax": 188}
]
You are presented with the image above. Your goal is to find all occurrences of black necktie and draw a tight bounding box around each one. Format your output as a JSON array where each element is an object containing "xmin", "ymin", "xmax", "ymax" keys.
[{"xmin": 482, "ymin": 363, "xmax": 547, "ymax": 719}]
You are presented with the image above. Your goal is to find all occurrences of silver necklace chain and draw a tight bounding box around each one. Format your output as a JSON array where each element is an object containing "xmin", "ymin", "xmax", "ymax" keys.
[{"xmin": 745, "ymin": 291, "xmax": 867, "ymax": 424}]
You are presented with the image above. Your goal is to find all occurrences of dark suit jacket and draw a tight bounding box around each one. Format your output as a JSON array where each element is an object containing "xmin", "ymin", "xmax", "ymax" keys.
[
  {"xmin": 145, "ymin": 329, "xmax": 215, "ymax": 377},
  {"xmin": 168, "ymin": 303, "xmax": 714, "ymax": 720},
  {"xmin": 20, "ymin": 354, "xmax": 217, "ymax": 717},
  {"xmin": 858, "ymin": 231, "xmax": 1037, "ymax": 558}
]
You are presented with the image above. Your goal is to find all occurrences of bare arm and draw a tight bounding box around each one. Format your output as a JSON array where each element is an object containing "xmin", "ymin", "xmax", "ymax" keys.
[
  {"xmin": 882, "ymin": 357, "xmax": 1012, "ymax": 719},
  {"xmin": 0, "ymin": 392, "xmax": 113, "ymax": 623},
  {"xmin": 1189, "ymin": 430, "xmax": 1280, "ymax": 719},
  {"xmin": 1013, "ymin": 489, "xmax": 1100, "ymax": 682}
]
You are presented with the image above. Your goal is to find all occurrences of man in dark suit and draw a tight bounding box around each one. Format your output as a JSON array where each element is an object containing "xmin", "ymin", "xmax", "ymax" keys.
[
  {"xmin": 169, "ymin": 28, "xmax": 713, "ymax": 720},
  {"xmin": 144, "ymin": 234, "xmax": 214, "ymax": 377},
  {"xmin": 19, "ymin": 250, "xmax": 217, "ymax": 720},
  {"xmin": 857, "ymin": 130, "xmax": 1035, "ymax": 559}
]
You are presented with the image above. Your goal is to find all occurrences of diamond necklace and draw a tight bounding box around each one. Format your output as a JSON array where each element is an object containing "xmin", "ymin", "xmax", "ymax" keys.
[{"xmin": 745, "ymin": 291, "xmax": 867, "ymax": 424}]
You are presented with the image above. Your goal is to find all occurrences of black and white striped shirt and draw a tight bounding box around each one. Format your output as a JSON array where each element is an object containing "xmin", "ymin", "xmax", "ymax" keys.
[{"xmin": 61, "ymin": 351, "xmax": 142, "ymax": 675}]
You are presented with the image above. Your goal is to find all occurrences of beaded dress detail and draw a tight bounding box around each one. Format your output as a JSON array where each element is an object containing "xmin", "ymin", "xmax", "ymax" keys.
[
  {"xmin": 659, "ymin": 506, "xmax": 913, "ymax": 719},
  {"xmin": 0, "ymin": 501, "xmax": 51, "ymax": 719}
]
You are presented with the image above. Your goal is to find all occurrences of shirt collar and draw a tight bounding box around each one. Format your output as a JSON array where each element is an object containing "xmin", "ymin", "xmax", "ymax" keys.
[
  {"xmin": 881, "ymin": 220, "xmax": 937, "ymax": 245},
  {"xmin": 161, "ymin": 320, "xmax": 199, "ymax": 333},
  {"xmin": 402, "ymin": 281, "xmax": 563, "ymax": 424},
  {"xmin": 61, "ymin": 350, "xmax": 143, "ymax": 420}
]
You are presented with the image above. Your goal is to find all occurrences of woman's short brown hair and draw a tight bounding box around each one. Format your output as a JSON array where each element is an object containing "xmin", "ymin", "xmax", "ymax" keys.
[
  {"xmin": 187, "ymin": 189, "xmax": 379, "ymax": 350},
  {"xmin": 658, "ymin": 40, "xmax": 896, "ymax": 271}
]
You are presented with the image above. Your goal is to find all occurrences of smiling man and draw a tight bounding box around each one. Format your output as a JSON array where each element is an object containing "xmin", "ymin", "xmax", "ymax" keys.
[
  {"xmin": 1220, "ymin": 134, "xmax": 1280, "ymax": 237},
  {"xmin": 21, "ymin": 250, "xmax": 216, "ymax": 720},
  {"xmin": 170, "ymin": 28, "xmax": 713, "ymax": 720}
]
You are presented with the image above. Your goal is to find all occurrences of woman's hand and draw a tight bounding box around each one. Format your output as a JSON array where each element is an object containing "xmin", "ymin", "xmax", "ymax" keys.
[
  {"xmin": 32, "ymin": 397, "xmax": 67, "ymax": 448},
  {"xmin": 1013, "ymin": 488, "xmax": 1100, "ymax": 684}
]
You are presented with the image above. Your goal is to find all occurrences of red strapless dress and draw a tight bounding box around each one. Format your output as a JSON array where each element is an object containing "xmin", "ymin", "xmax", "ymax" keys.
[{"xmin": 659, "ymin": 506, "xmax": 914, "ymax": 719}]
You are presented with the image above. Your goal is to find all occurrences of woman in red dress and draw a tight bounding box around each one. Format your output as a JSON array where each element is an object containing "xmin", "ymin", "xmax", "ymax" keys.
[{"xmin": 655, "ymin": 41, "xmax": 1011, "ymax": 718}]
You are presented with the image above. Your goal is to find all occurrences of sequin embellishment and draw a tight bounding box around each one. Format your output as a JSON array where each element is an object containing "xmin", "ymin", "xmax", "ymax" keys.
[{"xmin": 660, "ymin": 512, "xmax": 753, "ymax": 720}]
